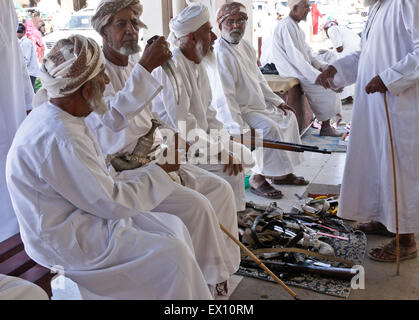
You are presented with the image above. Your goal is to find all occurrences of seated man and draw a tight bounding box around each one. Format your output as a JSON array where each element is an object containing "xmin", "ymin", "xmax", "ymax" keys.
[
  {"xmin": 212, "ymin": 2, "xmax": 308, "ymax": 199},
  {"xmin": 87, "ymin": 0, "xmax": 239, "ymax": 293},
  {"xmin": 152, "ymin": 3, "xmax": 254, "ymax": 211},
  {"xmin": 6, "ymin": 35, "xmax": 212, "ymax": 300},
  {"xmin": 272, "ymin": 0, "xmax": 342, "ymax": 137}
]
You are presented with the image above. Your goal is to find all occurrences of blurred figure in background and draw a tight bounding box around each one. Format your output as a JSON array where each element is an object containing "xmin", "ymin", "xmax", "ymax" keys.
[
  {"xmin": 17, "ymin": 23, "xmax": 39, "ymax": 92},
  {"xmin": 323, "ymin": 20, "xmax": 361, "ymax": 104}
]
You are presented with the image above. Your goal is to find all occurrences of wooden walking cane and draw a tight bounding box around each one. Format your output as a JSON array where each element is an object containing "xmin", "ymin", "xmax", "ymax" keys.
[
  {"xmin": 383, "ymin": 92, "xmax": 400, "ymax": 275},
  {"xmin": 219, "ymin": 224, "xmax": 299, "ymax": 300}
]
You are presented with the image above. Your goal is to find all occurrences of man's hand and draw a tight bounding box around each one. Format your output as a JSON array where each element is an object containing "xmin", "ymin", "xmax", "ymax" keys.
[
  {"xmin": 222, "ymin": 152, "xmax": 243, "ymax": 176},
  {"xmin": 315, "ymin": 65, "xmax": 338, "ymax": 89},
  {"xmin": 278, "ymin": 103, "xmax": 297, "ymax": 116},
  {"xmin": 157, "ymin": 147, "xmax": 181, "ymax": 173},
  {"xmin": 365, "ymin": 75, "xmax": 388, "ymax": 94},
  {"xmin": 139, "ymin": 36, "xmax": 172, "ymax": 73}
]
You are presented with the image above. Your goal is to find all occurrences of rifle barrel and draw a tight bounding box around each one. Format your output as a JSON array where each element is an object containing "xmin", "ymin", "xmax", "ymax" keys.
[
  {"xmin": 241, "ymin": 258, "xmax": 355, "ymax": 280},
  {"xmin": 234, "ymin": 138, "xmax": 332, "ymax": 154}
]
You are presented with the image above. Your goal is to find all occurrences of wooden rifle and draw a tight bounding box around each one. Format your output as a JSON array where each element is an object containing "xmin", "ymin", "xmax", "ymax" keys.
[{"xmin": 231, "ymin": 136, "xmax": 332, "ymax": 154}]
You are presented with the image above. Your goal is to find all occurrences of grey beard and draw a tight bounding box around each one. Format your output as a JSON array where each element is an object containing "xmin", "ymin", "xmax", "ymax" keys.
[
  {"xmin": 106, "ymin": 31, "xmax": 141, "ymax": 56},
  {"xmin": 88, "ymin": 81, "xmax": 109, "ymax": 115},
  {"xmin": 195, "ymin": 40, "xmax": 217, "ymax": 67},
  {"xmin": 195, "ymin": 40, "xmax": 205, "ymax": 62},
  {"xmin": 221, "ymin": 27, "xmax": 244, "ymax": 44},
  {"xmin": 363, "ymin": 0, "xmax": 379, "ymax": 7}
]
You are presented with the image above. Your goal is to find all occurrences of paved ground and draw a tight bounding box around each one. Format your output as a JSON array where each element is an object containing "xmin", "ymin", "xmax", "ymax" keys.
[{"xmin": 228, "ymin": 103, "xmax": 419, "ymax": 300}]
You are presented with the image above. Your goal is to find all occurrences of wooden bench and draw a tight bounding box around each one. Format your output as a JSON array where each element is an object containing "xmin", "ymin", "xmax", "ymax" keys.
[
  {"xmin": 264, "ymin": 74, "xmax": 315, "ymax": 136},
  {"xmin": 0, "ymin": 233, "xmax": 53, "ymax": 298}
]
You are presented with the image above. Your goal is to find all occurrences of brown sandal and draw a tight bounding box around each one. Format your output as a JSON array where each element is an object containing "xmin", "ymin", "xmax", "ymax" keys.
[
  {"xmin": 270, "ymin": 174, "xmax": 309, "ymax": 186},
  {"xmin": 368, "ymin": 240, "xmax": 418, "ymax": 262},
  {"xmin": 356, "ymin": 221, "xmax": 395, "ymax": 237},
  {"xmin": 250, "ymin": 181, "xmax": 283, "ymax": 199}
]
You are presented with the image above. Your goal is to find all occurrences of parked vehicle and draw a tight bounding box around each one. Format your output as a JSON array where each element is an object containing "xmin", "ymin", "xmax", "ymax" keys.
[{"xmin": 43, "ymin": 8, "xmax": 102, "ymax": 55}]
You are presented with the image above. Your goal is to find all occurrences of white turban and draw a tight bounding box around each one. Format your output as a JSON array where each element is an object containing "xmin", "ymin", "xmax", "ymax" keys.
[
  {"xmin": 91, "ymin": 0, "xmax": 146, "ymax": 35},
  {"xmin": 34, "ymin": 35, "xmax": 105, "ymax": 107},
  {"xmin": 168, "ymin": 3, "xmax": 210, "ymax": 46},
  {"xmin": 287, "ymin": 0, "xmax": 307, "ymax": 9}
]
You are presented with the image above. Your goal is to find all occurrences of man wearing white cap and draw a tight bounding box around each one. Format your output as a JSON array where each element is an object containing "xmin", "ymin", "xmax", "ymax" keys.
[
  {"xmin": 322, "ymin": 20, "xmax": 361, "ymax": 104},
  {"xmin": 152, "ymin": 2, "xmax": 254, "ymax": 212},
  {"xmin": 6, "ymin": 34, "xmax": 213, "ymax": 300},
  {"xmin": 271, "ymin": 0, "xmax": 343, "ymax": 137},
  {"xmin": 87, "ymin": 0, "xmax": 240, "ymax": 295},
  {"xmin": 212, "ymin": 2, "xmax": 308, "ymax": 199}
]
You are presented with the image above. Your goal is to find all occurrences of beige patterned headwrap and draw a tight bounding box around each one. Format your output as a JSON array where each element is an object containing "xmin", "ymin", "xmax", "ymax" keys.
[
  {"xmin": 216, "ymin": 2, "xmax": 248, "ymax": 29},
  {"xmin": 33, "ymin": 35, "xmax": 105, "ymax": 107},
  {"xmin": 91, "ymin": 0, "xmax": 147, "ymax": 36}
]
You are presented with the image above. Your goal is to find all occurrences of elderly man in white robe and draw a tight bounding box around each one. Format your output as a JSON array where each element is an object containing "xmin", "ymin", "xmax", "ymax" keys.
[
  {"xmin": 6, "ymin": 35, "xmax": 213, "ymax": 300},
  {"xmin": 316, "ymin": 0, "xmax": 419, "ymax": 262},
  {"xmin": 212, "ymin": 2, "xmax": 308, "ymax": 199},
  {"xmin": 151, "ymin": 3, "xmax": 254, "ymax": 211},
  {"xmin": 87, "ymin": 0, "xmax": 240, "ymax": 294},
  {"xmin": 322, "ymin": 20, "xmax": 361, "ymax": 104},
  {"xmin": 0, "ymin": 0, "xmax": 34, "ymax": 242},
  {"xmin": 272, "ymin": 0, "xmax": 343, "ymax": 137}
]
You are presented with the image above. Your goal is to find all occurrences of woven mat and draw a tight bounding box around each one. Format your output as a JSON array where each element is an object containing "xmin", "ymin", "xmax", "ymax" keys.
[
  {"xmin": 236, "ymin": 230, "xmax": 367, "ymax": 299},
  {"xmin": 301, "ymin": 125, "xmax": 348, "ymax": 153}
]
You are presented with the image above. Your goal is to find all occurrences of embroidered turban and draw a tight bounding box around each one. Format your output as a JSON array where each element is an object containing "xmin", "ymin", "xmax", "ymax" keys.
[
  {"xmin": 323, "ymin": 20, "xmax": 339, "ymax": 32},
  {"xmin": 91, "ymin": 0, "xmax": 146, "ymax": 36},
  {"xmin": 216, "ymin": 2, "xmax": 248, "ymax": 29},
  {"xmin": 34, "ymin": 35, "xmax": 105, "ymax": 106},
  {"xmin": 168, "ymin": 3, "xmax": 210, "ymax": 46}
]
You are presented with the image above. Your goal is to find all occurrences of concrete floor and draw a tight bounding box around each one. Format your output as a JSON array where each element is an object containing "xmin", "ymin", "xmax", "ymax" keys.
[{"xmin": 228, "ymin": 103, "xmax": 419, "ymax": 300}]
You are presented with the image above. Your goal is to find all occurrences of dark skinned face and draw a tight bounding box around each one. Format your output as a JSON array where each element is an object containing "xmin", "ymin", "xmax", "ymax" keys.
[
  {"xmin": 103, "ymin": 7, "xmax": 140, "ymax": 53},
  {"xmin": 291, "ymin": 1, "xmax": 311, "ymax": 22}
]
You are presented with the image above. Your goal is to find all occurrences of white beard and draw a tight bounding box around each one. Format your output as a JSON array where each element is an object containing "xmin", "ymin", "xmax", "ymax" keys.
[
  {"xmin": 88, "ymin": 81, "xmax": 109, "ymax": 115},
  {"xmin": 196, "ymin": 40, "xmax": 217, "ymax": 69},
  {"xmin": 363, "ymin": 0, "xmax": 379, "ymax": 7},
  {"xmin": 221, "ymin": 27, "xmax": 244, "ymax": 45},
  {"xmin": 106, "ymin": 31, "xmax": 141, "ymax": 56}
]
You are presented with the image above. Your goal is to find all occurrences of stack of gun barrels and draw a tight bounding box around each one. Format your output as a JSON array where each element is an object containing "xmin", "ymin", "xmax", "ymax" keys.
[{"xmin": 240, "ymin": 201, "xmax": 356, "ymax": 281}]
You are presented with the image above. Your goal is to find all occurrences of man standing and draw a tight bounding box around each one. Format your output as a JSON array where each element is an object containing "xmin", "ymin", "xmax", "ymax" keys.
[
  {"xmin": 323, "ymin": 20, "xmax": 361, "ymax": 104},
  {"xmin": 0, "ymin": 0, "xmax": 34, "ymax": 242},
  {"xmin": 17, "ymin": 23, "xmax": 39, "ymax": 92},
  {"xmin": 6, "ymin": 35, "xmax": 212, "ymax": 299},
  {"xmin": 152, "ymin": 3, "xmax": 253, "ymax": 212},
  {"xmin": 272, "ymin": 0, "xmax": 342, "ymax": 137},
  {"xmin": 212, "ymin": 2, "xmax": 308, "ymax": 199},
  {"xmin": 316, "ymin": 0, "xmax": 418, "ymax": 262},
  {"xmin": 88, "ymin": 0, "xmax": 240, "ymax": 293}
]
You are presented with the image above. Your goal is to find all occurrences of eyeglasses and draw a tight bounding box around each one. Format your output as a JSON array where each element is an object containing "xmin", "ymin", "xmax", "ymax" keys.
[{"xmin": 224, "ymin": 18, "xmax": 246, "ymax": 27}]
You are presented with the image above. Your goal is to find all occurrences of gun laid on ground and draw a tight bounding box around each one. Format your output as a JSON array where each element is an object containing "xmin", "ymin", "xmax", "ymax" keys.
[
  {"xmin": 232, "ymin": 136, "xmax": 332, "ymax": 154},
  {"xmin": 241, "ymin": 258, "xmax": 355, "ymax": 280}
]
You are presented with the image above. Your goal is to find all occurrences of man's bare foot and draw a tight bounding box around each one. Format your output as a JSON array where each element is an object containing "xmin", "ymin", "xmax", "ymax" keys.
[
  {"xmin": 249, "ymin": 175, "xmax": 283, "ymax": 199},
  {"xmin": 320, "ymin": 125, "xmax": 344, "ymax": 137}
]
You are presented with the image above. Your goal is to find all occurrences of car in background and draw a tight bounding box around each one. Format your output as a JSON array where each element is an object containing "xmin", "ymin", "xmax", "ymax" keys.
[{"xmin": 43, "ymin": 8, "xmax": 102, "ymax": 55}]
